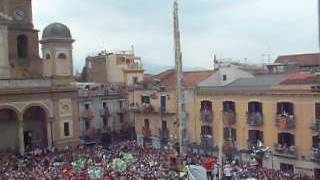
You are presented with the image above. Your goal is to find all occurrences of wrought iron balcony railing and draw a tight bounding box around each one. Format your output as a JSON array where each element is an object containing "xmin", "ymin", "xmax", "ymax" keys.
[
  {"xmin": 274, "ymin": 144, "xmax": 298, "ymax": 158},
  {"xmin": 311, "ymin": 119, "xmax": 320, "ymax": 132},
  {"xmin": 159, "ymin": 128, "xmax": 170, "ymax": 139},
  {"xmin": 99, "ymin": 108, "xmax": 110, "ymax": 117},
  {"xmin": 142, "ymin": 127, "xmax": 152, "ymax": 137},
  {"xmin": 312, "ymin": 147, "xmax": 320, "ymax": 163},
  {"xmin": 223, "ymin": 111, "xmax": 236, "ymax": 126},
  {"xmin": 247, "ymin": 112, "xmax": 263, "ymax": 127},
  {"xmin": 275, "ymin": 114, "xmax": 295, "ymax": 130},
  {"xmin": 201, "ymin": 110, "xmax": 213, "ymax": 123},
  {"xmin": 200, "ymin": 135, "xmax": 214, "ymax": 148},
  {"xmin": 141, "ymin": 103, "xmax": 155, "ymax": 113}
]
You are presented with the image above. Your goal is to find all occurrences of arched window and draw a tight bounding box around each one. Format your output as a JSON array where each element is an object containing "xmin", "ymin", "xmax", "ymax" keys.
[
  {"xmin": 17, "ymin": 35, "xmax": 28, "ymax": 58},
  {"xmin": 58, "ymin": 53, "xmax": 67, "ymax": 59},
  {"xmin": 45, "ymin": 53, "xmax": 51, "ymax": 60}
]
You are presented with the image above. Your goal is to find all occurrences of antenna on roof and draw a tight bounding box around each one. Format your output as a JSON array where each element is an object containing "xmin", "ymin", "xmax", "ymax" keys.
[{"xmin": 131, "ymin": 44, "xmax": 135, "ymax": 55}]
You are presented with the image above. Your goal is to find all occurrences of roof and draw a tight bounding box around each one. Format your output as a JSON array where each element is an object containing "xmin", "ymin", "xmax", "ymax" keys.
[
  {"xmin": 199, "ymin": 74, "xmax": 287, "ymax": 93},
  {"xmin": 280, "ymin": 72, "xmax": 320, "ymax": 85},
  {"xmin": 42, "ymin": 22, "xmax": 72, "ymax": 40},
  {"xmin": 274, "ymin": 53, "xmax": 320, "ymax": 66},
  {"xmin": 151, "ymin": 69, "xmax": 215, "ymax": 89}
]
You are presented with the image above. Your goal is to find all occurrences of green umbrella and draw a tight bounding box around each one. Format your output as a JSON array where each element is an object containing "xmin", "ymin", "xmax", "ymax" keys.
[
  {"xmin": 113, "ymin": 158, "xmax": 127, "ymax": 172},
  {"xmin": 88, "ymin": 166, "xmax": 105, "ymax": 179},
  {"xmin": 72, "ymin": 158, "xmax": 87, "ymax": 173}
]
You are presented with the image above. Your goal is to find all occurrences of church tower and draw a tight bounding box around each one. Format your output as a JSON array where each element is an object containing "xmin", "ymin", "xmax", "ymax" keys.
[
  {"xmin": 40, "ymin": 22, "xmax": 75, "ymax": 86},
  {"xmin": 0, "ymin": 0, "xmax": 42, "ymax": 79}
]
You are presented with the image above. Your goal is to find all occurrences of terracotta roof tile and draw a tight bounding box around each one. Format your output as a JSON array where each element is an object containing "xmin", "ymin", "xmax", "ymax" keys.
[
  {"xmin": 280, "ymin": 72, "xmax": 319, "ymax": 85},
  {"xmin": 151, "ymin": 69, "xmax": 215, "ymax": 89},
  {"xmin": 275, "ymin": 53, "xmax": 320, "ymax": 66}
]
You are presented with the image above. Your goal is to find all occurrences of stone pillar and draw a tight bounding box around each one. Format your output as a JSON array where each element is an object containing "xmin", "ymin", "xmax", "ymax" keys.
[
  {"xmin": 18, "ymin": 115, "xmax": 25, "ymax": 155},
  {"xmin": 0, "ymin": 25, "xmax": 10, "ymax": 79},
  {"xmin": 47, "ymin": 117, "xmax": 53, "ymax": 150}
]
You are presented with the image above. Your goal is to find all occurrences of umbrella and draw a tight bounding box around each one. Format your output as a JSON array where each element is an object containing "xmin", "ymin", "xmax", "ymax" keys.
[{"xmin": 187, "ymin": 165, "xmax": 207, "ymax": 180}]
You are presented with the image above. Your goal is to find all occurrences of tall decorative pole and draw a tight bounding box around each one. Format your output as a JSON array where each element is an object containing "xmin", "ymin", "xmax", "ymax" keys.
[
  {"xmin": 173, "ymin": 0, "xmax": 188, "ymax": 155},
  {"xmin": 318, "ymin": 0, "xmax": 320, "ymax": 50}
]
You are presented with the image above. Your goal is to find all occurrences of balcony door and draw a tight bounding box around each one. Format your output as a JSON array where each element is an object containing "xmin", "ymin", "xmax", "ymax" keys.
[{"xmin": 161, "ymin": 95, "xmax": 167, "ymax": 112}]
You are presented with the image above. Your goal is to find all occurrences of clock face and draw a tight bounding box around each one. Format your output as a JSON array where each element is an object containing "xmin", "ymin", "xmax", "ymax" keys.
[{"xmin": 14, "ymin": 9, "xmax": 25, "ymax": 21}]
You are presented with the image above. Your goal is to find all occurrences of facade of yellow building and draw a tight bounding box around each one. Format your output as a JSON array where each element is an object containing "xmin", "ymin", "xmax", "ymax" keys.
[{"xmin": 193, "ymin": 72, "xmax": 320, "ymax": 176}]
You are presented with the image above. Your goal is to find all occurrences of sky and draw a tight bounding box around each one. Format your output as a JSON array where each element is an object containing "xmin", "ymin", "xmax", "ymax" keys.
[{"xmin": 32, "ymin": 0, "xmax": 319, "ymax": 72}]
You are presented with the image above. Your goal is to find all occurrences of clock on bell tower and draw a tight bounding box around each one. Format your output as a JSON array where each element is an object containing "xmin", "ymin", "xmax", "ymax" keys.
[{"xmin": 2, "ymin": 0, "xmax": 42, "ymax": 79}]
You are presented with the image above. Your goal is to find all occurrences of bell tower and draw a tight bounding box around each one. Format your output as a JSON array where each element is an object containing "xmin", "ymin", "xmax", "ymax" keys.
[
  {"xmin": 2, "ymin": 0, "xmax": 42, "ymax": 79},
  {"xmin": 40, "ymin": 22, "xmax": 75, "ymax": 86}
]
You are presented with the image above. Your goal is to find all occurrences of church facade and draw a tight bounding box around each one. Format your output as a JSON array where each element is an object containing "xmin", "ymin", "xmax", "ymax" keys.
[{"xmin": 0, "ymin": 0, "xmax": 81, "ymax": 154}]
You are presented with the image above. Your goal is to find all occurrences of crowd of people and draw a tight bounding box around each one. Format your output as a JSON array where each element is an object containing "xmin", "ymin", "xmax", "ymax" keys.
[{"xmin": 0, "ymin": 140, "xmax": 316, "ymax": 179}]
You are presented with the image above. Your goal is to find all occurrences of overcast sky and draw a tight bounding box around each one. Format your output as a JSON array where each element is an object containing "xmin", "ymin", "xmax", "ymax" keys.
[{"xmin": 33, "ymin": 0, "xmax": 319, "ymax": 71}]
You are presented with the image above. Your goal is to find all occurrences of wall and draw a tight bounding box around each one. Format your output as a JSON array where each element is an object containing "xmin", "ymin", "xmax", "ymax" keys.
[{"xmin": 194, "ymin": 92, "xmax": 320, "ymax": 172}]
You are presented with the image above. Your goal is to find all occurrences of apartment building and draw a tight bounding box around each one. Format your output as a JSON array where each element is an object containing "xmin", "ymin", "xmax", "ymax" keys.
[
  {"xmin": 77, "ymin": 83, "xmax": 131, "ymax": 143},
  {"xmin": 194, "ymin": 71, "xmax": 320, "ymax": 176},
  {"xmin": 129, "ymin": 69, "xmax": 214, "ymax": 148},
  {"xmin": 84, "ymin": 50, "xmax": 144, "ymax": 86}
]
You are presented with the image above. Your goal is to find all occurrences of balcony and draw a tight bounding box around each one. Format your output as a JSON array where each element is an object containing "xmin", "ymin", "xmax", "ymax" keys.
[
  {"xmin": 312, "ymin": 148, "xmax": 320, "ymax": 163},
  {"xmin": 247, "ymin": 112, "xmax": 263, "ymax": 127},
  {"xmin": 223, "ymin": 111, "xmax": 236, "ymax": 126},
  {"xmin": 274, "ymin": 144, "xmax": 298, "ymax": 158},
  {"xmin": 120, "ymin": 107, "xmax": 129, "ymax": 114},
  {"xmin": 129, "ymin": 103, "xmax": 140, "ymax": 113},
  {"xmin": 275, "ymin": 114, "xmax": 295, "ymax": 130},
  {"xmin": 81, "ymin": 109, "xmax": 95, "ymax": 120},
  {"xmin": 311, "ymin": 120, "xmax": 320, "ymax": 132},
  {"xmin": 141, "ymin": 103, "xmax": 155, "ymax": 114},
  {"xmin": 123, "ymin": 63, "xmax": 144, "ymax": 71},
  {"xmin": 159, "ymin": 128, "xmax": 170, "ymax": 139},
  {"xmin": 0, "ymin": 79, "xmax": 52, "ymax": 89},
  {"xmin": 78, "ymin": 87, "xmax": 121, "ymax": 98},
  {"xmin": 200, "ymin": 135, "xmax": 213, "ymax": 148},
  {"xmin": 99, "ymin": 107, "xmax": 110, "ymax": 117},
  {"xmin": 159, "ymin": 107, "xmax": 174, "ymax": 115},
  {"xmin": 201, "ymin": 110, "xmax": 213, "ymax": 123},
  {"xmin": 142, "ymin": 127, "xmax": 151, "ymax": 137},
  {"xmin": 223, "ymin": 141, "xmax": 238, "ymax": 155}
]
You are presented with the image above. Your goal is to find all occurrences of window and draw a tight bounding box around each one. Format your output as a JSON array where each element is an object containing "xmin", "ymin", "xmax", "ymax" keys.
[
  {"xmin": 58, "ymin": 53, "xmax": 67, "ymax": 59},
  {"xmin": 223, "ymin": 101, "xmax": 235, "ymax": 112},
  {"xmin": 200, "ymin": 101, "xmax": 212, "ymax": 111},
  {"xmin": 280, "ymin": 163, "xmax": 294, "ymax": 174},
  {"xmin": 223, "ymin": 128, "xmax": 236, "ymax": 141},
  {"xmin": 277, "ymin": 102, "xmax": 294, "ymax": 115},
  {"xmin": 119, "ymin": 113, "xmax": 124, "ymax": 123},
  {"xmin": 17, "ymin": 35, "xmax": 28, "ymax": 58},
  {"xmin": 133, "ymin": 76, "xmax": 138, "ymax": 84},
  {"xmin": 45, "ymin": 53, "xmax": 51, "ymax": 60},
  {"xmin": 141, "ymin": 96, "xmax": 150, "ymax": 104},
  {"xmin": 248, "ymin": 102, "xmax": 262, "ymax": 113},
  {"xmin": 201, "ymin": 126, "xmax": 212, "ymax": 135},
  {"xmin": 161, "ymin": 95, "xmax": 167, "ymax": 112},
  {"xmin": 316, "ymin": 103, "xmax": 320, "ymax": 119},
  {"xmin": 144, "ymin": 119, "xmax": 150, "ymax": 128},
  {"xmin": 248, "ymin": 130, "xmax": 264, "ymax": 143},
  {"xmin": 278, "ymin": 133, "xmax": 295, "ymax": 146},
  {"xmin": 162, "ymin": 120, "xmax": 167, "ymax": 129},
  {"xmin": 313, "ymin": 135, "xmax": 320, "ymax": 148},
  {"xmin": 119, "ymin": 100, "xmax": 123, "ymax": 109},
  {"xmin": 84, "ymin": 103, "xmax": 90, "ymax": 110},
  {"xmin": 222, "ymin": 74, "xmax": 227, "ymax": 81},
  {"xmin": 64, "ymin": 122, "xmax": 70, "ymax": 137}
]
